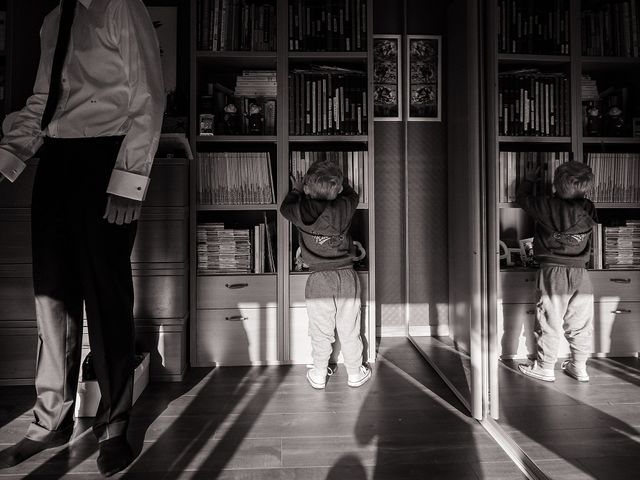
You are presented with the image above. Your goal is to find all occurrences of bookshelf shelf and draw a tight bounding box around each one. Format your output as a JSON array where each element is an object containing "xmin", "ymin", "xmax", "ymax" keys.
[
  {"xmin": 498, "ymin": 136, "xmax": 571, "ymax": 144},
  {"xmin": 593, "ymin": 203, "xmax": 640, "ymax": 209},
  {"xmin": 289, "ymin": 135, "xmax": 369, "ymax": 143},
  {"xmin": 196, "ymin": 273, "xmax": 278, "ymax": 277},
  {"xmin": 583, "ymin": 137, "xmax": 640, "ymax": 144},
  {"xmin": 197, "ymin": 205, "xmax": 278, "ymax": 211},
  {"xmin": 288, "ymin": 51, "xmax": 368, "ymax": 62},
  {"xmin": 197, "ymin": 135, "xmax": 278, "ymax": 143},
  {"xmin": 497, "ymin": 53, "xmax": 570, "ymax": 64}
]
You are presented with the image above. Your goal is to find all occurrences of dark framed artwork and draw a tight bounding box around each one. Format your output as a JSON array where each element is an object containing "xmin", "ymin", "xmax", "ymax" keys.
[
  {"xmin": 373, "ymin": 35, "xmax": 401, "ymax": 121},
  {"xmin": 406, "ymin": 35, "xmax": 441, "ymax": 121}
]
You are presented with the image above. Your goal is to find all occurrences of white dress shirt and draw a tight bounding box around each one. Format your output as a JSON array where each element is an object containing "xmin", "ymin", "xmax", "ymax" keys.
[{"xmin": 0, "ymin": 0, "xmax": 165, "ymax": 201}]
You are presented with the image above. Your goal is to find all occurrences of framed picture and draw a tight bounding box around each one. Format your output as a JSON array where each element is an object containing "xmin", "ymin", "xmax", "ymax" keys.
[
  {"xmin": 373, "ymin": 35, "xmax": 402, "ymax": 121},
  {"xmin": 406, "ymin": 35, "xmax": 441, "ymax": 121},
  {"xmin": 146, "ymin": 6, "xmax": 178, "ymax": 94}
]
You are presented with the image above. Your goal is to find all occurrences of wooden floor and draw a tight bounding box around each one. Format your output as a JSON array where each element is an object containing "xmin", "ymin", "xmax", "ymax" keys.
[
  {"xmin": 0, "ymin": 338, "xmax": 524, "ymax": 479},
  {"xmin": 499, "ymin": 357, "xmax": 640, "ymax": 479}
]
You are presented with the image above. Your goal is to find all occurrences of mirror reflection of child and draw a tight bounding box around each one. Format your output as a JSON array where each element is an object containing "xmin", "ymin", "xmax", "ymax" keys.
[{"xmin": 516, "ymin": 161, "xmax": 597, "ymax": 383}]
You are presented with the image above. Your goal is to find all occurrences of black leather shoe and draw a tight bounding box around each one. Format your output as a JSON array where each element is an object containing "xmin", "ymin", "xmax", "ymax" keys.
[
  {"xmin": 96, "ymin": 436, "xmax": 134, "ymax": 477},
  {"xmin": 0, "ymin": 436, "xmax": 69, "ymax": 469}
]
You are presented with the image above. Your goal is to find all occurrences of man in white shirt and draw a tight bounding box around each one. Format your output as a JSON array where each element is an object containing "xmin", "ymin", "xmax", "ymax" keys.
[{"xmin": 0, "ymin": 0, "xmax": 164, "ymax": 476}]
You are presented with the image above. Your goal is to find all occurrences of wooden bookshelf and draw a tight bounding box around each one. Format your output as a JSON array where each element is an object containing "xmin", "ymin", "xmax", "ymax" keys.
[
  {"xmin": 189, "ymin": 0, "xmax": 376, "ymax": 367},
  {"xmin": 488, "ymin": 0, "xmax": 640, "ymax": 362}
]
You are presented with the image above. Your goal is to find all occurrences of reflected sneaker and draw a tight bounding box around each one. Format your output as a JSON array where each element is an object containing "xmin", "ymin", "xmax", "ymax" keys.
[
  {"xmin": 306, "ymin": 366, "xmax": 335, "ymax": 389},
  {"xmin": 347, "ymin": 365, "xmax": 372, "ymax": 388},
  {"xmin": 562, "ymin": 360, "xmax": 589, "ymax": 382},
  {"xmin": 518, "ymin": 361, "xmax": 555, "ymax": 382}
]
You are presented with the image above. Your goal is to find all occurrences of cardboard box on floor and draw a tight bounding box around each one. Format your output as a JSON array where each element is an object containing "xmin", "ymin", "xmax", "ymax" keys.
[{"xmin": 74, "ymin": 352, "xmax": 150, "ymax": 418}]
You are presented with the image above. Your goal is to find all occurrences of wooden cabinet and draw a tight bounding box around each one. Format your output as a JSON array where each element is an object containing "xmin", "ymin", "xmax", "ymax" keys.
[
  {"xmin": 0, "ymin": 158, "xmax": 190, "ymax": 384},
  {"xmin": 498, "ymin": 271, "xmax": 640, "ymax": 359}
]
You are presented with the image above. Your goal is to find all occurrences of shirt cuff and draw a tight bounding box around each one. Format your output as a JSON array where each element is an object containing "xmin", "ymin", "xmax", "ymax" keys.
[
  {"xmin": 106, "ymin": 169, "xmax": 150, "ymax": 201},
  {"xmin": 0, "ymin": 149, "xmax": 27, "ymax": 183}
]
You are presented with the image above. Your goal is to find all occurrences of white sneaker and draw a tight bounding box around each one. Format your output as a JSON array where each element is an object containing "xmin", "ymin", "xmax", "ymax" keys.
[
  {"xmin": 347, "ymin": 365, "xmax": 372, "ymax": 388},
  {"xmin": 306, "ymin": 366, "xmax": 335, "ymax": 389},
  {"xmin": 518, "ymin": 361, "xmax": 555, "ymax": 382},
  {"xmin": 562, "ymin": 360, "xmax": 589, "ymax": 382}
]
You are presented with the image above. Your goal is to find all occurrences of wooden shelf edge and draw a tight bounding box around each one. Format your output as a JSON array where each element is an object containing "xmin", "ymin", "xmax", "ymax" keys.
[
  {"xmin": 197, "ymin": 135, "xmax": 277, "ymax": 143},
  {"xmin": 196, "ymin": 51, "xmax": 276, "ymax": 58},
  {"xmin": 498, "ymin": 53, "xmax": 570, "ymax": 63},
  {"xmin": 498, "ymin": 136, "xmax": 571, "ymax": 144},
  {"xmin": 583, "ymin": 137, "xmax": 640, "ymax": 144},
  {"xmin": 288, "ymin": 51, "xmax": 367, "ymax": 59},
  {"xmin": 289, "ymin": 135, "xmax": 368, "ymax": 142},
  {"xmin": 196, "ymin": 204, "xmax": 278, "ymax": 211},
  {"xmin": 196, "ymin": 272, "xmax": 278, "ymax": 277}
]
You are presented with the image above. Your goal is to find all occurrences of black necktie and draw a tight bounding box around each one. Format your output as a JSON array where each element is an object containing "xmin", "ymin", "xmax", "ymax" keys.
[{"xmin": 41, "ymin": 0, "xmax": 77, "ymax": 130}]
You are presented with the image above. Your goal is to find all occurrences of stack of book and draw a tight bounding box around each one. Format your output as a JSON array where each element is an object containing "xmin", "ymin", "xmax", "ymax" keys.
[
  {"xmin": 290, "ymin": 150, "xmax": 367, "ymax": 202},
  {"xmin": 498, "ymin": 70, "xmax": 570, "ymax": 136},
  {"xmin": 604, "ymin": 221, "xmax": 640, "ymax": 269},
  {"xmin": 582, "ymin": 1, "xmax": 640, "ymax": 57},
  {"xmin": 197, "ymin": 218, "xmax": 276, "ymax": 274},
  {"xmin": 235, "ymin": 70, "xmax": 277, "ymax": 97},
  {"xmin": 581, "ymin": 75, "xmax": 599, "ymax": 101},
  {"xmin": 288, "ymin": 0, "xmax": 368, "ymax": 52},
  {"xmin": 497, "ymin": 0, "xmax": 570, "ymax": 54},
  {"xmin": 197, "ymin": 0, "xmax": 276, "ymax": 52},
  {"xmin": 585, "ymin": 153, "xmax": 640, "ymax": 203},
  {"xmin": 289, "ymin": 66, "xmax": 367, "ymax": 135},
  {"xmin": 197, "ymin": 223, "xmax": 251, "ymax": 273},
  {"xmin": 197, "ymin": 152, "xmax": 275, "ymax": 205},
  {"xmin": 499, "ymin": 151, "xmax": 569, "ymax": 203}
]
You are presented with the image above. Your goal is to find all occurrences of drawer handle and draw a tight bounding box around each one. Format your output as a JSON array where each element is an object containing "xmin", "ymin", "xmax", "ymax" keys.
[
  {"xmin": 225, "ymin": 316, "xmax": 248, "ymax": 321},
  {"xmin": 612, "ymin": 309, "xmax": 632, "ymax": 315},
  {"xmin": 610, "ymin": 278, "xmax": 631, "ymax": 284},
  {"xmin": 225, "ymin": 283, "xmax": 249, "ymax": 289},
  {"xmin": 526, "ymin": 310, "xmax": 536, "ymax": 315}
]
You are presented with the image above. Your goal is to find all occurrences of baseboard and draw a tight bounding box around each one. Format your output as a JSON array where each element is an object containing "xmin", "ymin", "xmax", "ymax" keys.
[{"xmin": 379, "ymin": 324, "xmax": 451, "ymax": 338}]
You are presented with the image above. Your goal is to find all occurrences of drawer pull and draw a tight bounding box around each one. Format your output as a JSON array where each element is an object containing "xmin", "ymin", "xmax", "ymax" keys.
[
  {"xmin": 225, "ymin": 283, "xmax": 249, "ymax": 289},
  {"xmin": 609, "ymin": 278, "xmax": 631, "ymax": 284},
  {"xmin": 612, "ymin": 309, "xmax": 632, "ymax": 315},
  {"xmin": 225, "ymin": 316, "xmax": 248, "ymax": 321},
  {"xmin": 526, "ymin": 309, "xmax": 536, "ymax": 315}
]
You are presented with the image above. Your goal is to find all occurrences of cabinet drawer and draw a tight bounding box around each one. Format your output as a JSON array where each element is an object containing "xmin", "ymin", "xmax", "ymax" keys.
[
  {"xmin": 288, "ymin": 307, "xmax": 369, "ymax": 365},
  {"xmin": 0, "ymin": 211, "xmax": 31, "ymax": 264},
  {"xmin": 289, "ymin": 272, "xmax": 369, "ymax": 307},
  {"xmin": 498, "ymin": 301, "xmax": 640, "ymax": 358},
  {"xmin": 197, "ymin": 275, "xmax": 277, "ymax": 309},
  {"xmin": 594, "ymin": 302, "xmax": 640, "ymax": 354},
  {"xmin": 196, "ymin": 308, "xmax": 278, "ymax": 365},
  {"xmin": 0, "ymin": 327, "xmax": 38, "ymax": 383},
  {"xmin": 499, "ymin": 271, "xmax": 537, "ymax": 304},
  {"xmin": 591, "ymin": 271, "xmax": 640, "ymax": 302}
]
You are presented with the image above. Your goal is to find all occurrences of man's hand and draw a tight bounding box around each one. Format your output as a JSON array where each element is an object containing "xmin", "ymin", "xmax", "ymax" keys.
[{"xmin": 103, "ymin": 194, "xmax": 141, "ymax": 225}]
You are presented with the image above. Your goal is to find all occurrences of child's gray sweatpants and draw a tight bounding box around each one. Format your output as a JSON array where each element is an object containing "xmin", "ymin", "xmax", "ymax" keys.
[
  {"xmin": 305, "ymin": 267, "xmax": 363, "ymax": 376},
  {"xmin": 535, "ymin": 266, "xmax": 593, "ymax": 370}
]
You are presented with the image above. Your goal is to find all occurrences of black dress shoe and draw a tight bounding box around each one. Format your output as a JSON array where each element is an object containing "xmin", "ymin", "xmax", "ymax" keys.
[
  {"xmin": 0, "ymin": 436, "xmax": 69, "ymax": 469},
  {"xmin": 97, "ymin": 436, "xmax": 134, "ymax": 477}
]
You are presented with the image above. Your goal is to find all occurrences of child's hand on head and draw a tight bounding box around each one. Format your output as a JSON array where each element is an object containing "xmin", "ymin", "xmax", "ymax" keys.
[
  {"xmin": 290, "ymin": 174, "xmax": 304, "ymax": 192},
  {"xmin": 525, "ymin": 165, "xmax": 541, "ymax": 182}
]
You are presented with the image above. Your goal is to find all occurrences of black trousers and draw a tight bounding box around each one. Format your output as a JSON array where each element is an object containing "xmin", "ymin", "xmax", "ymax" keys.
[{"xmin": 26, "ymin": 137, "xmax": 137, "ymax": 443}]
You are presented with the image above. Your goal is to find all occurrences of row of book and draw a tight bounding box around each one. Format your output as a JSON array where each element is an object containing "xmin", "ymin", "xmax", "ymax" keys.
[
  {"xmin": 498, "ymin": 151, "xmax": 569, "ymax": 203},
  {"xmin": 582, "ymin": 1, "xmax": 640, "ymax": 57},
  {"xmin": 585, "ymin": 153, "xmax": 640, "ymax": 203},
  {"xmin": 289, "ymin": 66, "xmax": 367, "ymax": 136},
  {"xmin": 290, "ymin": 150, "xmax": 368, "ymax": 202},
  {"xmin": 498, "ymin": 70, "xmax": 570, "ymax": 137},
  {"xmin": 288, "ymin": 0, "xmax": 368, "ymax": 52},
  {"xmin": 497, "ymin": 0, "xmax": 570, "ymax": 55},
  {"xmin": 197, "ymin": 152, "xmax": 275, "ymax": 205},
  {"xmin": 197, "ymin": 0, "xmax": 276, "ymax": 52},
  {"xmin": 197, "ymin": 219, "xmax": 276, "ymax": 273},
  {"xmin": 591, "ymin": 221, "xmax": 640, "ymax": 270}
]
